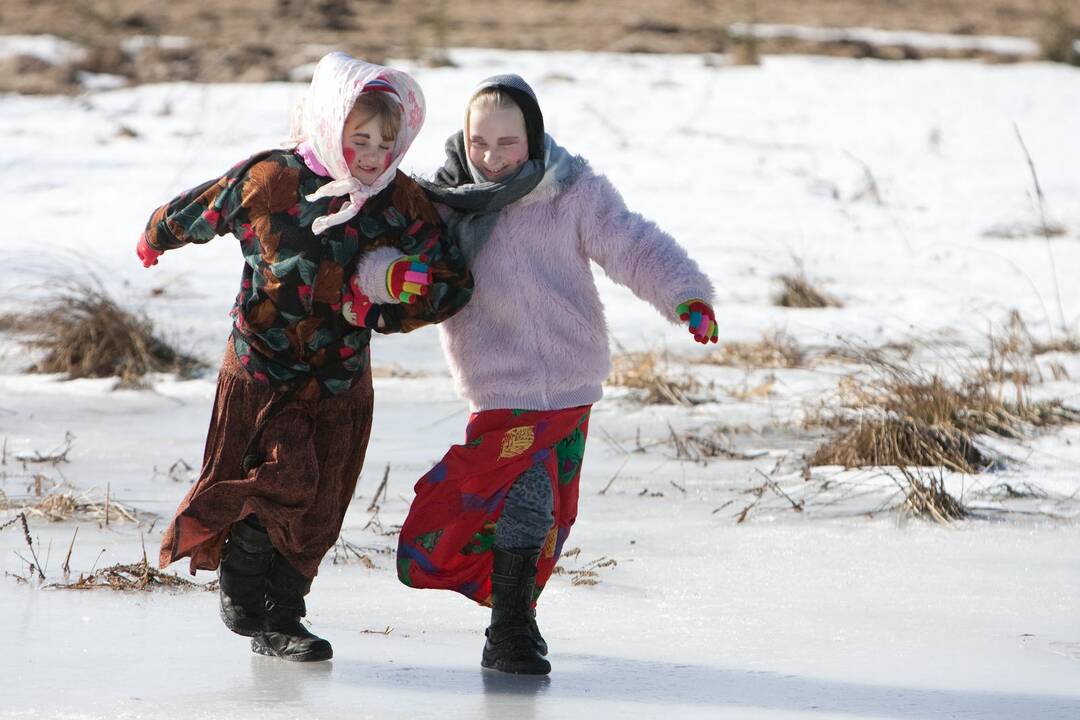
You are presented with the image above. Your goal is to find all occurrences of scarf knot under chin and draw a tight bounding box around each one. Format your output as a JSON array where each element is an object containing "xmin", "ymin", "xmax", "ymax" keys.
[{"xmin": 292, "ymin": 52, "xmax": 426, "ymax": 235}]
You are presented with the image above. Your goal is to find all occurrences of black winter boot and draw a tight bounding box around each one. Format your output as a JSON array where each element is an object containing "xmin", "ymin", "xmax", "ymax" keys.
[
  {"xmin": 529, "ymin": 608, "xmax": 548, "ymax": 657},
  {"xmin": 481, "ymin": 546, "xmax": 551, "ymax": 675},
  {"xmin": 218, "ymin": 517, "xmax": 274, "ymax": 637},
  {"xmin": 250, "ymin": 553, "xmax": 333, "ymax": 662}
]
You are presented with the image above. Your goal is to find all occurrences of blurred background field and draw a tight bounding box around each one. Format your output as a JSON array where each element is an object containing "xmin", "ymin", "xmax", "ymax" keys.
[{"xmin": 1, "ymin": 0, "xmax": 1079, "ymax": 94}]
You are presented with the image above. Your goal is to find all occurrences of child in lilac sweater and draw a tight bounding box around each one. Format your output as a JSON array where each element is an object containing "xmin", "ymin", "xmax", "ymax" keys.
[{"xmin": 356, "ymin": 74, "xmax": 716, "ymax": 675}]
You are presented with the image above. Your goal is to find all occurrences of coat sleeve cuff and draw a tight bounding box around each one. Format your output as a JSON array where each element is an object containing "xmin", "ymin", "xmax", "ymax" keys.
[{"xmin": 669, "ymin": 288, "xmax": 715, "ymax": 322}]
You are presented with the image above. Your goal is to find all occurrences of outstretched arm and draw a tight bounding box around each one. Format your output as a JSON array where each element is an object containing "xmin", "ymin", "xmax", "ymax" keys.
[
  {"xmin": 138, "ymin": 152, "xmax": 273, "ymax": 263},
  {"xmin": 577, "ymin": 172, "xmax": 716, "ymax": 341}
]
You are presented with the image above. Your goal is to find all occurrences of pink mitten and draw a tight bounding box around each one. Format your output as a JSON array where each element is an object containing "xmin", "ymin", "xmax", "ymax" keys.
[{"xmin": 137, "ymin": 232, "xmax": 162, "ymax": 268}]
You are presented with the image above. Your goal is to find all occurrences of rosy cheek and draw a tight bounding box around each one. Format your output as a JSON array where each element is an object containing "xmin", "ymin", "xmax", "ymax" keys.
[
  {"xmin": 383, "ymin": 152, "xmax": 393, "ymax": 169},
  {"xmin": 343, "ymin": 147, "xmax": 356, "ymax": 166}
]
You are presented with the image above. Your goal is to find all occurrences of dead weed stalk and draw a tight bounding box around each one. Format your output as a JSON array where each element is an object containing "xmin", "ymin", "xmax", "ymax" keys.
[
  {"xmin": 699, "ymin": 330, "xmax": 805, "ymax": 368},
  {"xmin": 608, "ymin": 351, "xmax": 709, "ymax": 406},
  {"xmin": 893, "ymin": 466, "xmax": 969, "ymax": 523},
  {"xmin": 1, "ymin": 486, "xmax": 145, "ymax": 524},
  {"xmin": 666, "ymin": 423, "xmax": 768, "ymax": 464},
  {"xmin": 551, "ymin": 548, "xmax": 618, "ymax": 587},
  {"xmin": 49, "ymin": 558, "xmax": 210, "ymax": 592}
]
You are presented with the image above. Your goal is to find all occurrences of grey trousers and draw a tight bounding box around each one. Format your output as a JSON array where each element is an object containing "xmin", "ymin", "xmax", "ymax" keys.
[{"xmin": 495, "ymin": 461, "xmax": 554, "ymax": 551}]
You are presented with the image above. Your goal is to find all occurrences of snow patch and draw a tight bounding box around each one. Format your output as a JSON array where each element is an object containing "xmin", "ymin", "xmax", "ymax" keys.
[
  {"xmin": 0, "ymin": 34, "xmax": 88, "ymax": 65},
  {"xmin": 728, "ymin": 23, "xmax": 1041, "ymax": 56},
  {"xmin": 119, "ymin": 35, "xmax": 193, "ymax": 55}
]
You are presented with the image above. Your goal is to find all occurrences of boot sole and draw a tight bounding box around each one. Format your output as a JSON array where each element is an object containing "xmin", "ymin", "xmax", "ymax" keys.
[
  {"xmin": 481, "ymin": 657, "xmax": 551, "ymax": 675},
  {"xmin": 250, "ymin": 634, "xmax": 333, "ymax": 662}
]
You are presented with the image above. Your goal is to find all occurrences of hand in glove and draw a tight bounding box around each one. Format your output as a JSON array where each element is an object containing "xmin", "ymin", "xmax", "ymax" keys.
[
  {"xmin": 386, "ymin": 255, "xmax": 431, "ymax": 305},
  {"xmin": 137, "ymin": 232, "xmax": 162, "ymax": 268},
  {"xmin": 677, "ymin": 299, "xmax": 718, "ymax": 344}
]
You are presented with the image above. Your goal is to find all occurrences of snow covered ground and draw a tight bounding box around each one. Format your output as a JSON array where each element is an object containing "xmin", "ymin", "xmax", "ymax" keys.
[{"xmin": 1, "ymin": 47, "xmax": 1079, "ymax": 719}]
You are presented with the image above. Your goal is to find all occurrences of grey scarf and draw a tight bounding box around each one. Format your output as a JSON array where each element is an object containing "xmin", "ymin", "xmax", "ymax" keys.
[
  {"xmin": 418, "ymin": 131, "xmax": 581, "ymax": 261},
  {"xmin": 418, "ymin": 131, "xmax": 543, "ymax": 261}
]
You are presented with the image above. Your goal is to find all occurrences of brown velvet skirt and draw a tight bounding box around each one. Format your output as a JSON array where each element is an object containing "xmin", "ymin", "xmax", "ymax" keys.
[{"xmin": 159, "ymin": 343, "xmax": 374, "ymax": 579}]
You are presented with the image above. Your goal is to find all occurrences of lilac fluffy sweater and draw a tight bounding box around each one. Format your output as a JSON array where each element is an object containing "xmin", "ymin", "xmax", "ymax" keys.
[{"xmin": 440, "ymin": 161, "xmax": 714, "ymax": 412}]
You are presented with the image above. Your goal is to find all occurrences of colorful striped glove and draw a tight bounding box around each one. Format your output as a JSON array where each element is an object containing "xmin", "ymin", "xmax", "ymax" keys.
[
  {"xmin": 386, "ymin": 254, "xmax": 431, "ymax": 305},
  {"xmin": 677, "ymin": 299, "xmax": 718, "ymax": 344},
  {"xmin": 136, "ymin": 232, "xmax": 161, "ymax": 268}
]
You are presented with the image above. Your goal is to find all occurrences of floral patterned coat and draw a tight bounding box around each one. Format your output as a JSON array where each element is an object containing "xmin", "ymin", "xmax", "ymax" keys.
[{"xmin": 144, "ymin": 149, "xmax": 473, "ymax": 399}]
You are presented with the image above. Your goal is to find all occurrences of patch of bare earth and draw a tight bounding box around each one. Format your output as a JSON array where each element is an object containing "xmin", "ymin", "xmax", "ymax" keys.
[{"xmin": 1, "ymin": 1, "xmax": 1077, "ymax": 93}]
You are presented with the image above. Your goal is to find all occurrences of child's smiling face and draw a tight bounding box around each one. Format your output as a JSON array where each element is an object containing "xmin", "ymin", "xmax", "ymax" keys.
[
  {"xmin": 467, "ymin": 104, "xmax": 529, "ymax": 182},
  {"xmin": 342, "ymin": 110, "xmax": 394, "ymax": 185}
]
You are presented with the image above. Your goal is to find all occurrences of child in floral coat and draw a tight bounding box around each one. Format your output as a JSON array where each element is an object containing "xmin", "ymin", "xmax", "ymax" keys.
[
  {"xmin": 139, "ymin": 52, "xmax": 471, "ymax": 662},
  {"xmin": 376, "ymin": 75, "xmax": 716, "ymax": 674}
]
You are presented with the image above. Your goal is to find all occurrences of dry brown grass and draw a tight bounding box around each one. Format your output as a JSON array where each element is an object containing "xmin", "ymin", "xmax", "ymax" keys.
[
  {"xmin": 48, "ymin": 556, "xmax": 212, "ymax": 592},
  {"xmin": 774, "ymin": 270, "xmax": 842, "ymax": 309},
  {"xmin": 0, "ymin": 487, "xmax": 145, "ymax": 524},
  {"xmin": 2, "ymin": 280, "xmax": 203, "ymax": 387},
  {"xmin": 550, "ymin": 548, "xmax": 617, "ymax": 588},
  {"xmin": 818, "ymin": 341, "xmax": 916, "ymax": 366},
  {"xmin": 809, "ymin": 349, "xmax": 1080, "ymax": 473},
  {"xmin": 984, "ymin": 311, "xmax": 1043, "ymax": 386},
  {"xmin": 895, "ymin": 467, "xmax": 969, "ymax": 523},
  {"xmin": 329, "ymin": 535, "xmax": 390, "ymax": 568},
  {"xmin": 3, "ymin": 513, "xmax": 194, "ymax": 588},
  {"xmin": 3, "ymin": 0, "xmax": 1067, "ymax": 93},
  {"xmin": 699, "ymin": 330, "xmax": 805, "ymax": 369},
  {"xmin": 726, "ymin": 374, "xmax": 778, "ymax": 401},
  {"xmin": 981, "ymin": 220, "xmax": 1068, "ymax": 240},
  {"xmin": 985, "ymin": 312, "xmax": 1080, "ymax": 382},
  {"xmin": 1033, "ymin": 337, "xmax": 1080, "ymax": 355},
  {"xmin": 1039, "ymin": 1, "xmax": 1080, "ymax": 65},
  {"xmin": 729, "ymin": 30, "xmax": 762, "ymax": 66},
  {"xmin": 608, "ymin": 351, "xmax": 709, "ymax": 406},
  {"xmin": 665, "ymin": 424, "xmax": 769, "ymax": 464}
]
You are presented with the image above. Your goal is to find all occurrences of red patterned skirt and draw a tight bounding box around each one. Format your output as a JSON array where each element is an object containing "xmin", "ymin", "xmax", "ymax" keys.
[{"xmin": 397, "ymin": 405, "xmax": 591, "ymax": 605}]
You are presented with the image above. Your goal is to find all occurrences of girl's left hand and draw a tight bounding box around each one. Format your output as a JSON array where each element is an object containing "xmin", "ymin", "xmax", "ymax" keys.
[{"xmin": 677, "ymin": 299, "xmax": 718, "ymax": 344}]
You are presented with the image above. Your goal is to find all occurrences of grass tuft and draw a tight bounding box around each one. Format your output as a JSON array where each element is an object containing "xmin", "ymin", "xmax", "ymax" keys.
[
  {"xmin": 699, "ymin": 330, "xmax": 805, "ymax": 369},
  {"xmin": 608, "ymin": 351, "xmax": 708, "ymax": 406},
  {"xmin": 1, "ymin": 280, "xmax": 204, "ymax": 387},
  {"xmin": 809, "ymin": 345, "xmax": 1079, "ymax": 473},
  {"xmin": 774, "ymin": 267, "xmax": 842, "ymax": 309}
]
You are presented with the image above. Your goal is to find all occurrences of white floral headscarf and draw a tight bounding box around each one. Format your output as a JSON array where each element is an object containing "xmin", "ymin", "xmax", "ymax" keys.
[{"xmin": 292, "ymin": 52, "xmax": 426, "ymax": 235}]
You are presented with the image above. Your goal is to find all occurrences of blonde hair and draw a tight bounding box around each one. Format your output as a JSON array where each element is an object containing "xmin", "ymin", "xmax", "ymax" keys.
[
  {"xmin": 351, "ymin": 91, "xmax": 401, "ymax": 141},
  {"xmin": 465, "ymin": 87, "xmax": 520, "ymax": 134}
]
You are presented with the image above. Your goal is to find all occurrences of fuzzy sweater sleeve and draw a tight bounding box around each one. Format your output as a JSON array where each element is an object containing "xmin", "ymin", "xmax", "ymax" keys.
[{"xmin": 576, "ymin": 171, "xmax": 714, "ymax": 322}]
